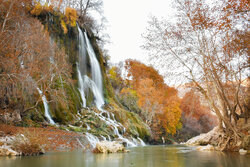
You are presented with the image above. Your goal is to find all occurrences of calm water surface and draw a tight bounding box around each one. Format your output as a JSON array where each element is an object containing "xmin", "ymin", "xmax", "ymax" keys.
[{"xmin": 0, "ymin": 145, "xmax": 249, "ymax": 167}]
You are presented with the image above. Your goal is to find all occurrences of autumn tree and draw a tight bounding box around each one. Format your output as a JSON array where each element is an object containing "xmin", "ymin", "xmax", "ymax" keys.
[
  {"xmin": 143, "ymin": 0, "xmax": 249, "ymax": 150},
  {"xmin": 0, "ymin": 0, "xmax": 72, "ymax": 120},
  {"xmin": 125, "ymin": 60, "xmax": 182, "ymax": 139}
]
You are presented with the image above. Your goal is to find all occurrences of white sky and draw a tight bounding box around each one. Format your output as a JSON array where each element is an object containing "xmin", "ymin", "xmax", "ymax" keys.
[{"xmin": 103, "ymin": 0, "xmax": 174, "ymax": 64}]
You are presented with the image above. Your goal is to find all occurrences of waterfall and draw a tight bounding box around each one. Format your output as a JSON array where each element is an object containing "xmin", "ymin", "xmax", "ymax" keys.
[
  {"xmin": 77, "ymin": 25, "xmax": 142, "ymax": 147},
  {"xmin": 138, "ymin": 137, "xmax": 146, "ymax": 146},
  {"xmin": 77, "ymin": 25, "xmax": 87, "ymax": 107},
  {"xmin": 77, "ymin": 64, "xmax": 87, "ymax": 107},
  {"xmin": 85, "ymin": 132, "xmax": 100, "ymax": 148},
  {"xmin": 36, "ymin": 88, "xmax": 55, "ymax": 125},
  {"xmin": 83, "ymin": 75, "xmax": 105, "ymax": 109},
  {"xmin": 85, "ymin": 123, "xmax": 91, "ymax": 131},
  {"xmin": 83, "ymin": 31, "xmax": 103, "ymax": 98}
]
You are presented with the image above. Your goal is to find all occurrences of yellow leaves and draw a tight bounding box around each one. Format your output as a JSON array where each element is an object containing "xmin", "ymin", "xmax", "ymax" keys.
[
  {"xmin": 108, "ymin": 67, "xmax": 119, "ymax": 81},
  {"xmin": 120, "ymin": 88, "xmax": 137, "ymax": 97},
  {"xmin": 60, "ymin": 20, "xmax": 68, "ymax": 34},
  {"xmin": 30, "ymin": 3, "xmax": 79, "ymax": 34},
  {"xmin": 59, "ymin": 7, "xmax": 78, "ymax": 34},
  {"xmin": 65, "ymin": 7, "xmax": 78, "ymax": 27},
  {"xmin": 30, "ymin": 2, "xmax": 43, "ymax": 16},
  {"xmin": 43, "ymin": 3, "xmax": 54, "ymax": 13}
]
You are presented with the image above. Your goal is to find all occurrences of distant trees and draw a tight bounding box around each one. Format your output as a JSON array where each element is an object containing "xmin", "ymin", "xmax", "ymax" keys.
[
  {"xmin": 124, "ymin": 60, "xmax": 182, "ymax": 139},
  {"xmin": 143, "ymin": 0, "xmax": 249, "ymax": 149},
  {"xmin": 180, "ymin": 90, "xmax": 218, "ymax": 135},
  {"xmin": 108, "ymin": 60, "xmax": 182, "ymax": 140}
]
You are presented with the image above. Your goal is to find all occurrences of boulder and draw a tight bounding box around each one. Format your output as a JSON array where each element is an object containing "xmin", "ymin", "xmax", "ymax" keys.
[
  {"xmin": 93, "ymin": 141, "xmax": 129, "ymax": 153},
  {"xmin": 185, "ymin": 127, "xmax": 222, "ymax": 146},
  {"xmin": 0, "ymin": 110, "xmax": 21, "ymax": 124},
  {"xmin": 0, "ymin": 146, "xmax": 19, "ymax": 156}
]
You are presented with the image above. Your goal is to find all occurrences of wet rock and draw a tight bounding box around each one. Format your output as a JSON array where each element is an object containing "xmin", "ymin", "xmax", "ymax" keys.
[
  {"xmin": 239, "ymin": 149, "xmax": 248, "ymax": 155},
  {"xmin": 93, "ymin": 141, "xmax": 129, "ymax": 153},
  {"xmin": 197, "ymin": 144, "xmax": 215, "ymax": 151}
]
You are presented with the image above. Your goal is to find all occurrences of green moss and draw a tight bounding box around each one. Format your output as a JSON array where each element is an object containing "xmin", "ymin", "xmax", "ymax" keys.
[
  {"xmin": 68, "ymin": 125, "xmax": 84, "ymax": 132},
  {"xmin": 20, "ymin": 109, "xmax": 45, "ymax": 127},
  {"xmin": 104, "ymin": 101, "xmax": 151, "ymax": 141}
]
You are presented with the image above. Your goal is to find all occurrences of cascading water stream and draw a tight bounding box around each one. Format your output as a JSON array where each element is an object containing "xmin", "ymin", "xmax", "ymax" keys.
[
  {"xmin": 37, "ymin": 88, "xmax": 55, "ymax": 125},
  {"xmin": 83, "ymin": 31, "xmax": 104, "ymax": 99},
  {"xmin": 77, "ymin": 25, "xmax": 144, "ymax": 147},
  {"xmin": 77, "ymin": 25, "xmax": 88, "ymax": 107},
  {"xmin": 19, "ymin": 56, "xmax": 55, "ymax": 125},
  {"xmin": 77, "ymin": 64, "xmax": 87, "ymax": 107}
]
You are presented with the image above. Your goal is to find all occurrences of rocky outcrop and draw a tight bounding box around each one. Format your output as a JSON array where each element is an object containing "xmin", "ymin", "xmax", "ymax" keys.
[
  {"xmin": 0, "ymin": 136, "xmax": 20, "ymax": 156},
  {"xmin": 185, "ymin": 126, "xmax": 222, "ymax": 146},
  {"xmin": 0, "ymin": 147, "xmax": 19, "ymax": 156},
  {"xmin": 0, "ymin": 110, "xmax": 21, "ymax": 124},
  {"xmin": 93, "ymin": 141, "xmax": 129, "ymax": 153},
  {"xmin": 186, "ymin": 126, "xmax": 250, "ymax": 152},
  {"xmin": 0, "ymin": 133, "xmax": 45, "ymax": 156}
]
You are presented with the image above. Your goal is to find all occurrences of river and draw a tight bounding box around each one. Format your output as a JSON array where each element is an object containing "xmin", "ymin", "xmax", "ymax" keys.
[{"xmin": 0, "ymin": 145, "xmax": 249, "ymax": 167}]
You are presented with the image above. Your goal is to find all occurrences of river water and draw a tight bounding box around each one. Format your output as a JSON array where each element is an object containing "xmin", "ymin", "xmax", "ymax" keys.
[{"xmin": 0, "ymin": 145, "xmax": 249, "ymax": 167}]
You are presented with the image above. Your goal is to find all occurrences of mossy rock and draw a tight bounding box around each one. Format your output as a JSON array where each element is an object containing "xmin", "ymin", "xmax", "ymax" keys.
[{"xmin": 68, "ymin": 125, "xmax": 84, "ymax": 132}]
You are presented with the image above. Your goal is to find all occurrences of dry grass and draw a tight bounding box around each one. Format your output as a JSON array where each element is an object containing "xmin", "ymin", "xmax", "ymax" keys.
[{"xmin": 12, "ymin": 129, "xmax": 47, "ymax": 156}]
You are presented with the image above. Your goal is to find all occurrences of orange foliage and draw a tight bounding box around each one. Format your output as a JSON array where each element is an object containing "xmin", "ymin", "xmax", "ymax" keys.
[
  {"xmin": 181, "ymin": 90, "xmax": 218, "ymax": 133},
  {"xmin": 125, "ymin": 60, "xmax": 182, "ymax": 135},
  {"xmin": 61, "ymin": 19, "xmax": 68, "ymax": 34}
]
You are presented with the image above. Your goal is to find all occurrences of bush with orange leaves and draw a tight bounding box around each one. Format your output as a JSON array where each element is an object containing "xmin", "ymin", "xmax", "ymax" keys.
[{"xmin": 12, "ymin": 130, "xmax": 47, "ymax": 156}]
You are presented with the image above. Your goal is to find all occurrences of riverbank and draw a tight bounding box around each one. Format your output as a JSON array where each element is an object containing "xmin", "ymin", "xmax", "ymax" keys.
[
  {"xmin": 0, "ymin": 124, "xmax": 88, "ymax": 155},
  {"xmin": 185, "ymin": 126, "xmax": 250, "ymax": 153}
]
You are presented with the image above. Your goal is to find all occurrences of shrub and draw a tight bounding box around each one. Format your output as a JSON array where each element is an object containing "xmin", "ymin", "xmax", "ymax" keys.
[{"xmin": 12, "ymin": 130, "xmax": 46, "ymax": 156}]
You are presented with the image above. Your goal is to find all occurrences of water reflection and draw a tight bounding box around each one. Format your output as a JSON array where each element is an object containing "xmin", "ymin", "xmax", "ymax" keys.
[{"xmin": 0, "ymin": 145, "xmax": 249, "ymax": 167}]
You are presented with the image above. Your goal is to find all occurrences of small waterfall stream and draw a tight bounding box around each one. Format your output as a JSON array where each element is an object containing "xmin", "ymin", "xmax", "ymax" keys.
[
  {"xmin": 77, "ymin": 25, "xmax": 145, "ymax": 147},
  {"xmin": 19, "ymin": 56, "xmax": 55, "ymax": 125},
  {"xmin": 36, "ymin": 88, "xmax": 55, "ymax": 125}
]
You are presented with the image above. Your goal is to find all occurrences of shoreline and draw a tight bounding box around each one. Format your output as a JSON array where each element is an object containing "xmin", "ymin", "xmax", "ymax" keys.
[{"xmin": 0, "ymin": 124, "xmax": 89, "ymax": 155}]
